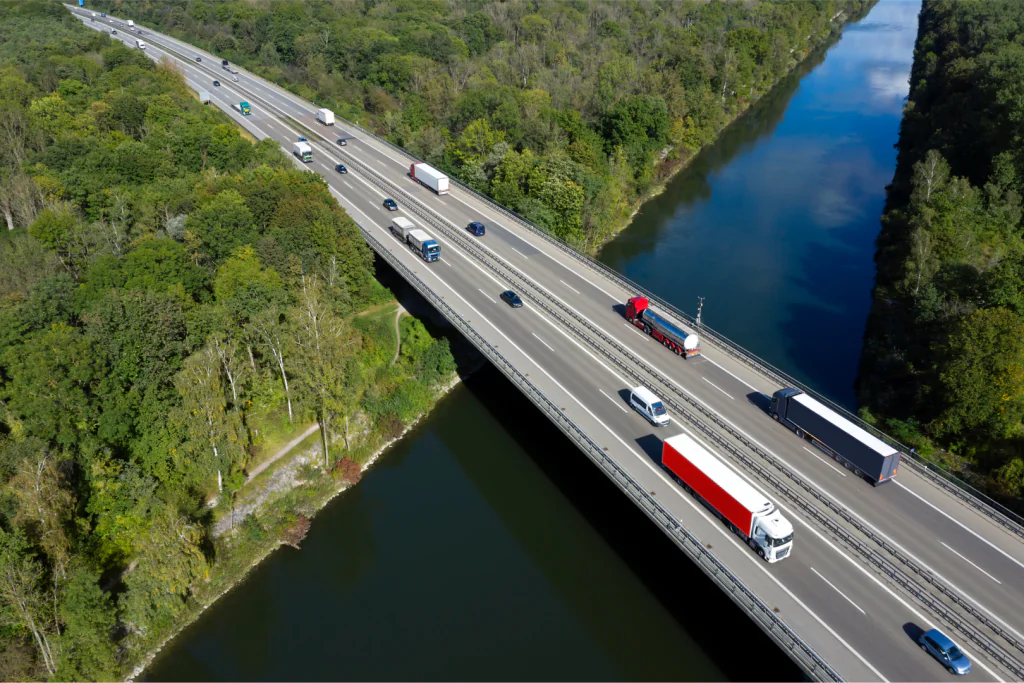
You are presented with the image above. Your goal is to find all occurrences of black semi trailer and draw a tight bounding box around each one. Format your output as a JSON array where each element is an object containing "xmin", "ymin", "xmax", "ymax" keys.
[{"xmin": 770, "ymin": 388, "xmax": 900, "ymax": 485}]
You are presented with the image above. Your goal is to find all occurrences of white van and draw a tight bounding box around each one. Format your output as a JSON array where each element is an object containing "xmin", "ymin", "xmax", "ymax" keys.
[
  {"xmin": 136, "ymin": 40, "xmax": 146, "ymax": 50},
  {"xmin": 630, "ymin": 386, "xmax": 670, "ymax": 426}
]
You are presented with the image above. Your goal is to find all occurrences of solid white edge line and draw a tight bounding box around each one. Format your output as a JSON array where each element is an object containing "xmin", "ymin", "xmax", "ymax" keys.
[
  {"xmin": 675, "ymin": 426, "xmax": 1004, "ymax": 683},
  {"xmin": 940, "ymin": 542, "xmax": 1003, "ymax": 585},
  {"xmin": 72, "ymin": 13, "xmax": 925, "ymax": 679},
  {"xmin": 802, "ymin": 447, "xmax": 847, "ymax": 477},
  {"xmin": 94, "ymin": 15, "xmax": 1007, "ymax": 679},
  {"xmin": 896, "ymin": 480, "xmax": 1024, "ymax": 574},
  {"xmin": 810, "ymin": 568, "xmax": 867, "ymax": 615}
]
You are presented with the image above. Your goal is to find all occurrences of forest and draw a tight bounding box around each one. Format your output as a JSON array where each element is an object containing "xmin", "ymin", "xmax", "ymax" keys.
[
  {"xmin": 89, "ymin": 0, "xmax": 873, "ymax": 251},
  {"xmin": 859, "ymin": 0, "xmax": 1024, "ymax": 502},
  {"xmin": 0, "ymin": 1, "xmax": 455, "ymax": 679}
]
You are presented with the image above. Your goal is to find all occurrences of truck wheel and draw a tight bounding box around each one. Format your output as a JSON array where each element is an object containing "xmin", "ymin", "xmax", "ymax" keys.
[
  {"xmin": 795, "ymin": 428, "xmax": 803, "ymax": 438},
  {"xmin": 772, "ymin": 413, "xmax": 779, "ymax": 422},
  {"xmin": 757, "ymin": 546, "xmax": 766, "ymax": 559},
  {"xmin": 644, "ymin": 324, "xmax": 652, "ymax": 335}
]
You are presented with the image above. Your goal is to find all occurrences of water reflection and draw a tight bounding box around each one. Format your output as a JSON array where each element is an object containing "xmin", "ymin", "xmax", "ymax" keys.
[{"xmin": 599, "ymin": 0, "xmax": 921, "ymax": 409}]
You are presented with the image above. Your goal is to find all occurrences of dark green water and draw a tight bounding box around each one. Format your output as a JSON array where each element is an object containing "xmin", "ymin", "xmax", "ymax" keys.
[{"xmin": 146, "ymin": 2, "xmax": 918, "ymax": 679}]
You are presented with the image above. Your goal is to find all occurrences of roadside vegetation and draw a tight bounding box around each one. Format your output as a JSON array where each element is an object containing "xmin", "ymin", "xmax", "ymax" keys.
[
  {"xmin": 0, "ymin": 2, "xmax": 455, "ymax": 679},
  {"xmin": 95, "ymin": 0, "xmax": 874, "ymax": 251},
  {"xmin": 859, "ymin": 0, "xmax": 1024, "ymax": 504}
]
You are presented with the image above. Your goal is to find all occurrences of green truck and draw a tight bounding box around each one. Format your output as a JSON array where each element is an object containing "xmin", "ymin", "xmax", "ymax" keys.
[{"xmin": 231, "ymin": 101, "xmax": 251, "ymax": 116}]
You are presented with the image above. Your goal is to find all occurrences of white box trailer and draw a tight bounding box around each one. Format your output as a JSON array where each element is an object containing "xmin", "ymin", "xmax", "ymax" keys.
[
  {"xmin": 390, "ymin": 216, "xmax": 416, "ymax": 241},
  {"xmin": 127, "ymin": 19, "xmax": 134, "ymax": 27},
  {"xmin": 407, "ymin": 229, "xmax": 441, "ymax": 262},
  {"xmin": 199, "ymin": 91, "xmax": 211, "ymax": 105},
  {"xmin": 135, "ymin": 39, "xmax": 146, "ymax": 49},
  {"xmin": 292, "ymin": 141, "xmax": 312, "ymax": 163},
  {"xmin": 409, "ymin": 162, "xmax": 449, "ymax": 195},
  {"xmin": 316, "ymin": 108, "xmax": 335, "ymax": 126}
]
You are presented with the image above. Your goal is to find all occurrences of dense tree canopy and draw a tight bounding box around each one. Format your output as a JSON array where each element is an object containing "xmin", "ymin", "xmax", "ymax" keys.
[
  {"xmin": 0, "ymin": 2, "xmax": 456, "ymax": 678},
  {"xmin": 94, "ymin": 0, "xmax": 872, "ymax": 249},
  {"xmin": 859, "ymin": 0, "xmax": 1024, "ymax": 501}
]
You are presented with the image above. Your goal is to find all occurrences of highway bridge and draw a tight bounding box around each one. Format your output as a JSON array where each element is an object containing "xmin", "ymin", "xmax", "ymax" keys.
[{"xmin": 72, "ymin": 8, "xmax": 1024, "ymax": 681}]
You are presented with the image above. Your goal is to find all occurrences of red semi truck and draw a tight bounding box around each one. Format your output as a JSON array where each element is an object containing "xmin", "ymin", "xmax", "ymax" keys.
[
  {"xmin": 662, "ymin": 434, "xmax": 793, "ymax": 562},
  {"xmin": 625, "ymin": 297, "xmax": 700, "ymax": 357}
]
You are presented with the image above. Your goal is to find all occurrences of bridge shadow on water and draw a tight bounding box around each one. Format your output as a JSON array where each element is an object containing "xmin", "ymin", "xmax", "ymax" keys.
[
  {"xmin": 374, "ymin": 199, "xmax": 807, "ymax": 682},
  {"xmin": 461, "ymin": 368, "xmax": 805, "ymax": 682}
]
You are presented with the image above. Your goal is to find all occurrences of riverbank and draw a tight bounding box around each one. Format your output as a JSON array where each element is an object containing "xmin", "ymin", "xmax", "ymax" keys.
[
  {"xmin": 591, "ymin": 6, "xmax": 874, "ymax": 256},
  {"xmin": 126, "ymin": 367, "xmax": 469, "ymax": 681}
]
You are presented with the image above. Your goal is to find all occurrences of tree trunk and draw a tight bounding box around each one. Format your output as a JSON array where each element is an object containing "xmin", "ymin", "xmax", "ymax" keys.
[
  {"xmin": 320, "ymin": 410, "xmax": 330, "ymax": 470},
  {"xmin": 277, "ymin": 354, "xmax": 293, "ymax": 423},
  {"xmin": 2, "ymin": 207, "xmax": 12, "ymax": 231},
  {"xmin": 344, "ymin": 415, "xmax": 350, "ymax": 451},
  {"xmin": 247, "ymin": 344, "xmax": 256, "ymax": 371}
]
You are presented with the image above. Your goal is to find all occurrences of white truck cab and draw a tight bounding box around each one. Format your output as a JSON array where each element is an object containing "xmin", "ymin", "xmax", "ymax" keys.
[
  {"xmin": 630, "ymin": 386, "xmax": 670, "ymax": 426},
  {"xmin": 750, "ymin": 507, "xmax": 794, "ymax": 562}
]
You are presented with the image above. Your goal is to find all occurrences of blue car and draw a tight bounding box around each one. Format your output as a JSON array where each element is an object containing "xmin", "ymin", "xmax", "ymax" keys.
[
  {"xmin": 500, "ymin": 290, "xmax": 523, "ymax": 308},
  {"xmin": 297, "ymin": 136, "xmax": 307, "ymax": 142},
  {"xmin": 919, "ymin": 629, "xmax": 971, "ymax": 675},
  {"xmin": 335, "ymin": 164, "xmax": 347, "ymax": 174},
  {"xmin": 467, "ymin": 221, "xmax": 485, "ymax": 236}
]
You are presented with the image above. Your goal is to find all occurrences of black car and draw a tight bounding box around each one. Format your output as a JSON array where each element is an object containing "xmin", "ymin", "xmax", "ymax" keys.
[
  {"xmin": 336, "ymin": 138, "xmax": 348, "ymax": 146},
  {"xmin": 111, "ymin": 29, "xmax": 117, "ymax": 34},
  {"xmin": 383, "ymin": 198, "xmax": 398, "ymax": 211},
  {"xmin": 335, "ymin": 164, "xmax": 347, "ymax": 174},
  {"xmin": 500, "ymin": 290, "xmax": 523, "ymax": 308},
  {"xmin": 212, "ymin": 80, "xmax": 221, "ymax": 87},
  {"xmin": 467, "ymin": 221, "xmax": 486, "ymax": 236},
  {"xmin": 195, "ymin": 56, "xmax": 202, "ymax": 62}
]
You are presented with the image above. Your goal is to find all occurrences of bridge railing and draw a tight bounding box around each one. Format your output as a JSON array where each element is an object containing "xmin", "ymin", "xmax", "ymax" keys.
[
  {"xmin": 326, "ymin": 113, "xmax": 1024, "ymax": 537},
  {"xmin": 359, "ymin": 226, "xmax": 843, "ymax": 682}
]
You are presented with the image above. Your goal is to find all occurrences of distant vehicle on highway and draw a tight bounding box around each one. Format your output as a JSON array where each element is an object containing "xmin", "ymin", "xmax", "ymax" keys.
[
  {"xmin": 919, "ymin": 629, "xmax": 971, "ymax": 675},
  {"xmin": 383, "ymin": 198, "xmax": 398, "ymax": 211},
  {"xmin": 297, "ymin": 136, "xmax": 307, "ymax": 142},
  {"xmin": 111, "ymin": 29, "xmax": 117, "ymax": 34},
  {"xmin": 195, "ymin": 56, "xmax": 202, "ymax": 62},
  {"xmin": 467, "ymin": 221, "xmax": 485, "ymax": 236},
  {"xmin": 500, "ymin": 290, "xmax": 523, "ymax": 308},
  {"xmin": 100, "ymin": 12, "xmax": 105, "ymax": 16},
  {"xmin": 336, "ymin": 138, "xmax": 347, "ymax": 146},
  {"xmin": 231, "ymin": 75, "xmax": 238, "ymax": 82},
  {"xmin": 212, "ymin": 80, "xmax": 220, "ymax": 87},
  {"xmin": 335, "ymin": 164, "xmax": 347, "ymax": 174}
]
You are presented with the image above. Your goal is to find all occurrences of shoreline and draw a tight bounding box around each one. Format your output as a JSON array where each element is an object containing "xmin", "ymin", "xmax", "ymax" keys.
[
  {"xmin": 589, "ymin": 13, "xmax": 863, "ymax": 258},
  {"xmin": 125, "ymin": 371, "xmax": 467, "ymax": 682}
]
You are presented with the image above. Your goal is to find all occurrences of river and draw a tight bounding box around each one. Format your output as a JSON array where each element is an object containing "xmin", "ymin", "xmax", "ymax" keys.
[
  {"xmin": 599, "ymin": 0, "xmax": 920, "ymax": 409},
  {"xmin": 145, "ymin": 1, "xmax": 919, "ymax": 679}
]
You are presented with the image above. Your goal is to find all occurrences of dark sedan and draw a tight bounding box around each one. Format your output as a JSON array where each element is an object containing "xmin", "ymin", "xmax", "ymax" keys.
[
  {"xmin": 335, "ymin": 164, "xmax": 347, "ymax": 174},
  {"xmin": 336, "ymin": 138, "xmax": 348, "ymax": 146},
  {"xmin": 500, "ymin": 290, "xmax": 523, "ymax": 308},
  {"xmin": 383, "ymin": 198, "xmax": 398, "ymax": 211}
]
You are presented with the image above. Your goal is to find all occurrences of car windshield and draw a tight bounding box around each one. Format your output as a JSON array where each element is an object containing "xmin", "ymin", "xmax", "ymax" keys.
[
  {"xmin": 651, "ymin": 402, "xmax": 667, "ymax": 416},
  {"xmin": 772, "ymin": 533, "xmax": 794, "ymax": 547},
  {"xmin": 947, "ymin": 646, "xmax": 964, "ymax": 660}
]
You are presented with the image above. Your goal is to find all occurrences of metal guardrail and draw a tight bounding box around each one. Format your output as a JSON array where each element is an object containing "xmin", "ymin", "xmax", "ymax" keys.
[
  {"xmin": 77, "ymin": 0, "xmax": 1024, "ymax": 537},
  {"xmin": 327, "ymin": 111, "xmax": 1024, "ymax": 540},
  {"xmin": 359, "ymin": 227, "xmax": 843, "ymax": 682},
  {"xmin": 323, "ymin": 148, "xmax": 1024, "ymax": 676},
  {"xmin": 80, "ymin": 16, "xmax": 1021, "ymax": 675}
]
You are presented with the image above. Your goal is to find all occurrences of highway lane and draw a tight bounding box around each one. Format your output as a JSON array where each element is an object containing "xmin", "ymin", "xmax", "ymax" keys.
[{"xmin": 75, "ymin": 9, "xmax": 1019, "ymax": 679}]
